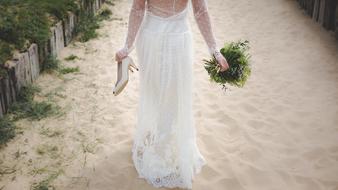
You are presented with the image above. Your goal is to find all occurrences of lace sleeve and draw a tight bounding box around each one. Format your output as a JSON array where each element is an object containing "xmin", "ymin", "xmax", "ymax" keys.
[
  {"xmin": 122, "ymin": 0, "xmax": 146, "ymax": 54},
  {"xmin": 192, "ymin": 0, "xmax": 221, "ymax": 57}
]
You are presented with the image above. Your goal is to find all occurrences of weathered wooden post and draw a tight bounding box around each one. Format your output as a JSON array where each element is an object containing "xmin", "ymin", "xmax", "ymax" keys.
[
  {"xmin": 38, "ymin": 42, "xmax": 49, "ymax": 65},
  {"xmin": 55, "ymin": 21, "xmax": 65, "ymax": 56},
  {"xmin": 0, "ymin": 77, "xmax": 6, "ymax": 117},
  {"xmin": 323, "ymin": 0, "xmax": 337, "ymax": 30},
  {"xmin": 313, "ymin": 0, "xmax": 320, "ymax": 21},
  {"xmin": 306, "ymin": 0, "xmax": 315, "ymax": 16},
  {"xmin": 336, "ymin": 2, "xmax": 338, "ymax": 38},
  {"xmin": 0, "ymin": 77, "xmax": 10, "ymax": 116},
  {"xmin": 9, "ymin": 52, "xmax": 32, "ymax": 89},
  {"xmin": 3, "ymin": 77, "xmax": 12, "ymax": 109},
  {"xmin": 318, "ymin": 0, "xmax": 326, "ymax": 25},
  {"xmin": 64, "ymin": 12, "xmax": 76, "ymax": 46},
  {"xmin": 49, "ymin": 21, "xmax": 65, "ymax": 58},
  {"xmin": 28, "ymin": 44, "xmax": 40, "ymax": 82},
  {"xmin": 1, "ymin": 43, "xmax": 40, "ymax": 115},
  {"xmin": 49, "ymin": 26, "xmax": 57, "ymax": 57}
]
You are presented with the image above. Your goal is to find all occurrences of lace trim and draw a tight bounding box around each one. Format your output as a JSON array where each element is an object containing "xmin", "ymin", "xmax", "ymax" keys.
[
  {"xmin": 209, "ymin": 46, "xmax": 222, "ymax": 58},
  {"xmin": 132, "ymin": 145, "xmax": 205, "ymax": 189},
  {"xmin": 131, "ymin": 131, "xmax": 206, "ymax": 189}
]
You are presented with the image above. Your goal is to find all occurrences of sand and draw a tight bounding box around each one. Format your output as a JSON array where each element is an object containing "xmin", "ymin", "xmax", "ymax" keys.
[{"xmin": 1, "ymin": 0, "xmax": 338, "ymax": 189}]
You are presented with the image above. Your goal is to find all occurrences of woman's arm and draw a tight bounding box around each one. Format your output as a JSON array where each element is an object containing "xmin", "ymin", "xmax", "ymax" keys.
[
  {"xmin": 192, "ymin": 0, "xmax": 217, "ymax": 56},
  {"xmin": 115, "ymin": 0, "xmax": 146, "ymax": 62},
  {"xmin": 192, "ymin": 0, "xmax": 229, "ymax": 71}
]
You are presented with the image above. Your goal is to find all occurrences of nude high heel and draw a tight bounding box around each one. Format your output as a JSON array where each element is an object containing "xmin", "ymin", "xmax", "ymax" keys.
[{"xmin": 113, "ymin": 56, "xmax": 139, "ymax": 96}]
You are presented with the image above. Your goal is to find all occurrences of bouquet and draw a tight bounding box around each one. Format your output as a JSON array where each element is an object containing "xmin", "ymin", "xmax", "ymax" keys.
[{"xmin": 203, "ymin": 40, "xmax": 251, "ymax": 91}]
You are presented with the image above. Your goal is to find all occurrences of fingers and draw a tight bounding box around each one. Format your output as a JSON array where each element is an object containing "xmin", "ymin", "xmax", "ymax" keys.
[
  {"xmin": 222, "ymin": 62, "xmax": 229, "ymax": 71},
  {"xmin": 114, "ymin": 53, "xmax": 120, "ymax": 62},
  {"xmin": 222, "ymin": 63, "xmax": 229, "ymax": 71},
  {"xmin": 114, "ymin": 47, "xmax": 130, "ymax": 63},
  {"xmin": 216, "ymin": 65, "xmax": 221, "ymax": 73},
  {"xmin": 219, "ymin": 66, "xmax": 226, "ymax": 72},
  {"xmin": 216, "ymin": 57, "xmax": 229, "ymax": 72},
  {"xmin": 114, "ymin": 51, "xmax": 127, "ymax": 63}
]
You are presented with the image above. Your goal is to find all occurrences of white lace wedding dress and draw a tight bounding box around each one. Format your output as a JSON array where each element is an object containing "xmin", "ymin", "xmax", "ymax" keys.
[{"xmin": 120, "ymin": 0, "xmax": 221, "ymax": 189}]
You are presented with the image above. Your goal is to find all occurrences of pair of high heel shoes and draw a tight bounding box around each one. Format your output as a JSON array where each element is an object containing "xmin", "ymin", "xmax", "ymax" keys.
[{"xmin": 113, "ymin": 56, "xmax": 139, "ymax": 96}]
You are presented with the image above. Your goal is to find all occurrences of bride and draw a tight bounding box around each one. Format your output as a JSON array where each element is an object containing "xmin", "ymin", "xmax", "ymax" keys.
[{"xmin": 114, "ymin": 0, "xmax": 229, "ymax": 189}]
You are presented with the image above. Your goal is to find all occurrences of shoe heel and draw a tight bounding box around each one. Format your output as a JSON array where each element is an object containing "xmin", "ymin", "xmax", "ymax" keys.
[
  {"xmin": 129, "ymin": 60, "xmax": 139, "ymax": 71},
  {"xmin": 128, "ymin": 65, "xmax": 134, "ymax": 72}
]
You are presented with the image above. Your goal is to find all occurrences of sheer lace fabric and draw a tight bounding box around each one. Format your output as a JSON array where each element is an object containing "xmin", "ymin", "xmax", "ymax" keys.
[
  {"xmin": 122, "ymin": 0, "xmax": 220, "ymax": 58},
  {"xmin": 146, "ymin": 0, "xmax": 189, "ymax": 18},
  {"xmin": 123, "ymin": 0, "xmax": 221, "ymax": 189}
]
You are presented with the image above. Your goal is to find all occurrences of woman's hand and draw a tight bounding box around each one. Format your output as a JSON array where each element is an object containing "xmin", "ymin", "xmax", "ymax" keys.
[
  {"xmin": 115, "ymin": 47, "xmax": 129, "ymax": 63},
  {"xmin": 215, "ymin": 52, "xmax": 229, "ymax": 72}
]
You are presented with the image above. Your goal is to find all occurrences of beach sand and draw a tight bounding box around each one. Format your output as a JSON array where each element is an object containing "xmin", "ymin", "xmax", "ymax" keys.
[{"xmin": 1, "ymin": 0, "xmax": 338, "ymax": 189}]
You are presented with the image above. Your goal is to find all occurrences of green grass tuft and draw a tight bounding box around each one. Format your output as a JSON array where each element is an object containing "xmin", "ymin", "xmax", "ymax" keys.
[
  {"xmin": 42, "ymin": 55, "xmax": 80, "ymax": 75},
  {"xmin": 75, "ymin": 8, "xmax": 112, "ymax": 43},
  {"xmin": 8, "ymin": 85, "xmax": 60, "ymax": 121},
  {"xmin": 98, "ymin": 8, "xmax": 112, "ymax": 20},
  {"xmin": 0, "ymin": 84, "xmax": 62, "ymax": 145},
  {"xmin": 42, "ymin": 55, "xmax": 60, "ymax": 73},
  {"xmin": 64, "ymin": 54, "xmax": 79, "ymax": 61},
  {"xmin": 31, "ymin": 170, "xmax": 62, "ymax": 190},
  {"xmin": 16, "ymin": 84, "xmax": 41, "ymax": 102},
  {"xmin": 105, "ymin": 0, "xmax": 115, "ymax": 6},
  {"xmin": 0, "ymin": 116, "xmax": 16, "ymax": 146},
  {"xmin": 59, "ymin": 66, "xmax": 80, "ymax": 74},
  {"xmin": 0, "ymin": 1, "xmax": 53, "ymax": 50},
  {"xmin": 75, "ymin": 12, "xmax": 100, "ymax": 42},
  {"xmin": 0, "ymin": 40, "xmax": 14, "ymax": 66}
]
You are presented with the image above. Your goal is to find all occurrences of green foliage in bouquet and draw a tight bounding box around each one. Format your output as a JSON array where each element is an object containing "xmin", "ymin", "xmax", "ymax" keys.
[{"xmin": 203, "ymin": 40, "xmax": 251, "ymax": 89}]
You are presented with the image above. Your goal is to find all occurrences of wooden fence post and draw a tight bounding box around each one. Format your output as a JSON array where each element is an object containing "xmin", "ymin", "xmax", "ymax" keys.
[
  {"xmin": 49, "ymin": 26, "xmax": 57, "ymax": 57},
  {"xmin": 313, "ymin": 0, "xmax": 320, "ymax": 21},
  {"xmin": 336, "ymin": 2, "xmax": 338, "ymax": 38},
  {"xmin": 323, "ymin": 0, "xmax": 337, "ymax": 30},
  {"xmin": 318, "ymin": 0, "xmax": 326, "ymax": 25},
  {"xmin": 64, "ymin": 12, "xmax": 76, "ymax": 46},
  {"xmin": 55, "ymin": 21, "xmax": 65, "ymax": 56},
  {"xmin": 306, "ymin": 0, "xmax": 315, "ymax": 16},
  {"xmin": 28, "ymin": 44, "xmax": 40, "ymax": 82}
]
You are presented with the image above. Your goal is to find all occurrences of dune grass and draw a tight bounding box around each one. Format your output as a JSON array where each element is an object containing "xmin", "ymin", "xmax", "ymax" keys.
[
  {"xmin": 64, "ymin": 54, "xmax": 80, "ymax": 61},
  {"xmin": 75, "ymin": 7, "xmax": 112, "ymax": 42},
  {"xmin": 43, "ymin": 55, "xmax": 80, "ymax": 75},
  {"xmin": 31, "ymin": 170, "xmax": 63, "ymax": 190},
  {"xmin": 8, "ymin": 85, "xmax": 60, "ymax": 121},
  {"xmin": 59, "ymin": 66, "xmax": 80, "ymax": 74},
  {"xmin": 0, "ymin": 84, "xmax": 62, "ymax": 146},
  {"xmin": 0, "ymin": 116, "xmax": 16, "ymax": 146}
]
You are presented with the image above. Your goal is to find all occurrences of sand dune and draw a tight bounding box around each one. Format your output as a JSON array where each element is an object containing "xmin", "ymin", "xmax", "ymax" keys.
[{"xmin": 0, "ymin": 0, "xmax": 338, "ymax": 189}]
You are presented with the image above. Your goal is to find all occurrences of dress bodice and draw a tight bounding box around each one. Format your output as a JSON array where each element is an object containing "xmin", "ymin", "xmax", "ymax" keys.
[
  {"xmin": 121, "ymin": 0, "xmax": 221, "ymax": 59},
  {"xmin": 145, "ymin": 2, "xmax": 190, "ymax": 21},
  {"xmin": 146, "ymin": 0, "xmax": 190, "ymax": 18}
]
